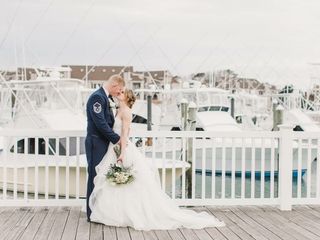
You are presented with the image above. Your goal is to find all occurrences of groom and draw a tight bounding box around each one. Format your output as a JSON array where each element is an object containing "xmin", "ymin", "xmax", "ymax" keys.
[{"xmin": 85, "ymin": 74, "xmax": 125, "ymax": 221}]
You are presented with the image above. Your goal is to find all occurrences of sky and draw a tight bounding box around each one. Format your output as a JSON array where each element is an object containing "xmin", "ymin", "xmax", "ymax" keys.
[{"xmin": 0, "ymin": 0, "xmax": 320, "ymax": 89}]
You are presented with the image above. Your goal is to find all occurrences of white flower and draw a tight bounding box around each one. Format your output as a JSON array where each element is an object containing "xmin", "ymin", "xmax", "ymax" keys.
[{"xmin": 109, "ymin": 101, "xmax": 117, "ymax": 109}]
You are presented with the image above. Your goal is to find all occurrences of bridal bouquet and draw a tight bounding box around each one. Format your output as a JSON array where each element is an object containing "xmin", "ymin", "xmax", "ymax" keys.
[
  {"xmin": 105, "ymin": 145, "xmax": 134, "ymax": 185},
  {"xmin": 105, "ymin": 163, "xmax": 134, "ymax": 185}
]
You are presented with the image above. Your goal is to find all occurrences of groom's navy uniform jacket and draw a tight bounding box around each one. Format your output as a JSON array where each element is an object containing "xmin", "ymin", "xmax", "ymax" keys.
[{"xmin": 85, "ymin": 87, "xmax": 120, "ymax": 220}]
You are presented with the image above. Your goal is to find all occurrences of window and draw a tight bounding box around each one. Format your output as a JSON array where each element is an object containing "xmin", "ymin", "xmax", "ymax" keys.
[
  {"xmin": 198, "ymin": 106, "xmax": 209, "ymax": 112},
  {"xmin": 236, "ymin": 116, "xmax": 242, "ymax": 124},
  {"xmin": 209, "ymin": 106, "xmax": 221, "ymax": 111},
  {"xmin": 133, "ymin": 83, "xmax": 141, "ymax": 89},
  {"xmin": 10, "ymin": 137, "xmax": 85, "ymax": 156},
  {"xmin": 132, "ymin": 114, "xmax": 147, "ymax": 124}
]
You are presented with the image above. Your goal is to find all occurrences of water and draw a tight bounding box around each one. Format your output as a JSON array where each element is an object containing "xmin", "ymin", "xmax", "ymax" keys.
[
  {"xmin": 166, "ymin": 160, "xmax": 318, "ymax": 199},
  {"xmin": 149, "ymin": 147, "xmax": 319, "ymax": 200},
  {"xmin": 1, "ymin": 147, "xmax": 318, "ymax": 200}
]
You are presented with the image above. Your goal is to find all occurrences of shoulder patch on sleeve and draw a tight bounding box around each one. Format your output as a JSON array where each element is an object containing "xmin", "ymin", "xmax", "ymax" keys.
[{"xmin": 93, "ymin": 102, "xmax": 102, "ymax": 113}]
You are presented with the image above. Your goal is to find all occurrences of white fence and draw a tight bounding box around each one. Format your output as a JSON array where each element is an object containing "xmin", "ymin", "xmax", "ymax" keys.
[{"xmin": 0, "ymin": 125, "xmax": 319, "ymax": 210}]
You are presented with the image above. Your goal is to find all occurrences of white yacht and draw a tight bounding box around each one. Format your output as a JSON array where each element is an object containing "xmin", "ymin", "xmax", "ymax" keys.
[{"xmin": 135, "ymin": 86, "xmax": 243, "ymax": 132}]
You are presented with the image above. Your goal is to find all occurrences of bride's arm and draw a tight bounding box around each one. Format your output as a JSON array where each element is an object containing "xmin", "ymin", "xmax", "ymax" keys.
[{"xmin": 117, "ymin": 109, "xmax": 132, "ymax": 162}]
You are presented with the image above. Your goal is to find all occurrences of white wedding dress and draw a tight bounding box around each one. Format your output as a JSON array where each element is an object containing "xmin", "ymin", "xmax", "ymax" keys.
[{"xmin": 89, "ymin": 116, "xmax": 225, "ymax": 230}]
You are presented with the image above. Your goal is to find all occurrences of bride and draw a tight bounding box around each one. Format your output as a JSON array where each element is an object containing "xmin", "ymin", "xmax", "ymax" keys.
[{"xmin": 89, "ymin": 89, "xmax": 225, "ymax": 230}]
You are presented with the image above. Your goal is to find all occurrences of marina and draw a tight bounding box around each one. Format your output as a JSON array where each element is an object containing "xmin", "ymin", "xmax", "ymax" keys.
[
  {"xmin": 1, "ymin": 0, "xmax": 320, "ymax": 237},
  {"xmin": 0, "ymin": 66, "xmax": 320, "ymax": 239},
  {"xmin": 0, "ymin": 68, "xmax": 319, "ymax": 204}
]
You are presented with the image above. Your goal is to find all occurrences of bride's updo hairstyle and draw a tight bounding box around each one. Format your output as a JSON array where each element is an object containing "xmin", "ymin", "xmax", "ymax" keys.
[{"xmin": 125, "ymin": 89, "xmax": 136, "ymax": 109}]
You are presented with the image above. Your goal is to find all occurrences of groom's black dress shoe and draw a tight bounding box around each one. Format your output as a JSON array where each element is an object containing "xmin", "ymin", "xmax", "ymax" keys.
[{"xmin": 87, "ymin": 218, "xmax": 91, "ymax": 223}]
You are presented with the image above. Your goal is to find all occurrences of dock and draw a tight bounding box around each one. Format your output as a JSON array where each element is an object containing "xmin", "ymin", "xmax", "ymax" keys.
[{"xmin": 1, "ymin": 205, "xmax": 320, "ymax": 240}]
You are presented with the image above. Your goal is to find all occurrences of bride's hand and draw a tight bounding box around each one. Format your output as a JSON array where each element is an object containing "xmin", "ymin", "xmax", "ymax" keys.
[{"xmin": 117, "ymin": 153, "xmax": 125, "ymax": 164}]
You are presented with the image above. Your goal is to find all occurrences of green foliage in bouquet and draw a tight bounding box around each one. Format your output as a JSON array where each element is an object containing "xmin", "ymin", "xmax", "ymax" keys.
[
  {"xmin": 113, "ymin": 145, "xmax": 121, "ymax": 158},
  {"xmin": 105, "ymin": 163, "xmax": 135, "ymax": 185}
]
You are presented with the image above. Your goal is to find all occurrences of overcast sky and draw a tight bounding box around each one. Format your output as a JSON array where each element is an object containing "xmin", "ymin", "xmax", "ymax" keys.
[{"xmin": 0, "ymin": 0, "xmax": 319, "ymax": 89}]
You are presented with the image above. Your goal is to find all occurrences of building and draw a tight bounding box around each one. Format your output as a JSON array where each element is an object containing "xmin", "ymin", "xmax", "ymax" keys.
[
  {"xmin": 191, "ymin": 69, "xmax": 278, "ymax": 95},
  {"xmin": 308, "ymin": 84, "xmax": 320, "ymax": 107},
  {"xmin": 0, "ymin": 68, "xmax": 38, "ymax": 81},
  {"xmin": 62, "ymin": 65, "xmax": 134, "ymax": 88},
  {"xmin": 1, "ymin": 65, "xmax": 175, "ymax": 91}
]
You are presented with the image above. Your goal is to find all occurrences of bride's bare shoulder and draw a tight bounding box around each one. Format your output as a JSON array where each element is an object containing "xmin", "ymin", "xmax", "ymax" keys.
[
  {"xmin": 119, "ymin": 106, "xmax": 132, "ymax": 121},
  {"xmin": 124, "ymin": 107, "xmax": 132, "ymax": 120}
]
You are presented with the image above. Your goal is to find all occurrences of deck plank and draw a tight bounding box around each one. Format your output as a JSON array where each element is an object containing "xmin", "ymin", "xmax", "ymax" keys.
[
  {"xmin": 228, "ymin": 206, "xmax": 281, "ymax": 240},
  {"xmin": 193, "ymin": 228, "xmax": 215, "ymax": 240},
  {"xmin": 5, "ymin": 208, "xmax": 35, "ymax": 240},
  {"xmin": 47, "ymin": 207, "xmax": 70, "ymax": 240},
  {"xmin": 217, "ymin": 207, "xmax": 257, "ymax": 240},
  {"xmin": 116, "ymin": 227, "xmax": 131, "ymax": 240},
  {"xmin": 75, "ymin": 210, "xmax": 90, "ymax": 240},
  {"xmin": 17, "ymin": 207, "xmax": 49, "ymax": 240},
  {"xmin": 0, "ymin": 208, "xmax": 30, "ymax": 239},
  {"xmin": 251, "ymin": 206, "xmax": 303, "ymax": 240},
  {"xmin": 204, "ymin": 227, "xmax": 227, "ymax": 240},
  {"xmin": 128, "ymin": 228, "xmax": 144, "ymax": 240},
  {"xmin": 0, "ymin": 207, "xmax": 16, "ymax": 226},
  {"xmin": 179, "ymin": 228, "xmax": 199, "ymax": 240},
  {"xmin": 33, "ymin": 207, "xmax": 57, "ymax": 240},
  {"xmin": 103, "ymin": 226, "xmax": 117, "ymax": 240},
  {"xmin": 195, "ymin": 207, "xmax": 226, "ymax": 240},
  {"xmin": 299, "ymin": 206, "xmax": 320, "ymax": 221},
  {"xmin": 61, "ymin": 207, "xmax": 81, "ymax": 240},
  {"xmin": 206, "ymin": 207, "xmax": 241, "ymax": 240},
  {"xmin": 271, "ymin": 206, "xmax": 320, "ymax": 238},
  {"xmin": 238, "ymin": 206, "xmax": 298, "ymax": 240},
  {"xmin": 167, "ymin": 229, "xmax": 186, "ymax": 240},
  {"xmin": 90, "ymin": 222, "xmax": 103, "ymax": 240},
  {"xmin": 154, "ymin": 230, "xmax": 173, "ymax": 240},
  {"xmin": 142, "ymin": 230, "xmax": 158, "ymax": 240},
  {"xmin": 261, "ymin": 206, "xmax": 320, "ymax": 240},
  {"xmin": 1, "ymin": 205, "xmax": 320, "ymax": 240}
]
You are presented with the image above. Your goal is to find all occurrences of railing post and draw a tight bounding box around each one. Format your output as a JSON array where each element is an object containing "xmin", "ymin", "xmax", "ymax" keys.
[
  {"xmin": 146, "ymin": 94, "xmax": 152, "ymax": 146},
  {"xmin": 2, "ymin": 134, "xmax": 8, "ymax": 199},
  {"xmin": 186, "ymin": 102, "xmax": 197, "ymax": 198},
  {"xmin": 180, "ymin": 98, "xmax": 188, "ymax": 131},
  {"xmin": 278, "ymin": 124, "xmax": 294, "ymax": 211}
]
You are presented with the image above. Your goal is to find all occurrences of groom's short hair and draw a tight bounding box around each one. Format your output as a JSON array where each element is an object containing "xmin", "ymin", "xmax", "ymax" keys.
[{"xmin": 108, "ymin": 74, "xmax": 125, "ymax": 86}]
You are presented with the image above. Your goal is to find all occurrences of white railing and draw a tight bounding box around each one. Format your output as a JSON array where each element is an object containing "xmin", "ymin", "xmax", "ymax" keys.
[
  {"xmin": 0, "ymin": 130, "xmax": 85, "ymax": 206},
  {"xmin": 273, "ymin": 93, "xmax": 319, "ymax": 111},
  {"xmin": 0, "ymin": 126, "xmax": 319, "ymax": 210}
]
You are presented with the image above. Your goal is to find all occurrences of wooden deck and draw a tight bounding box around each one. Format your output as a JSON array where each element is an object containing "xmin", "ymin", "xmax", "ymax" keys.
[{"xmin": 1, "ymin": 205, "xmax": 320, "ymax": 240}]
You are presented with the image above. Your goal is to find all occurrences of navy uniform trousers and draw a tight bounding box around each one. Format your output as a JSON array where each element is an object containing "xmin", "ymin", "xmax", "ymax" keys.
[{"xmin": 85, "ymin": 136, "xmax": 108, "ymax": 220}]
